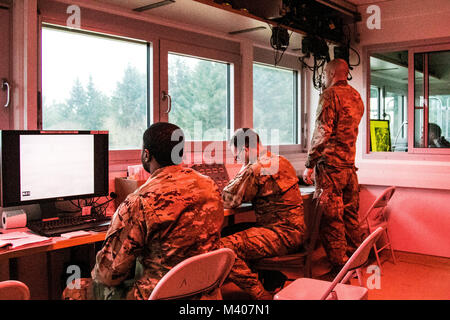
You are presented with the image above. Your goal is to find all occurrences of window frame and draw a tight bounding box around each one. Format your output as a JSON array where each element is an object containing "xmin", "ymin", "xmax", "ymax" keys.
[
  {"xmin": 363, "ymin": 39, "xmax": 450, "ymax": 160},
  {"xmin": 158, "ymin": 39, "xmax": 241, "ymax": 163},
  {"xmin": 252, "ymin": 62, "xmax": 301, "ymax": 146},
  {"xmin": 38, "ymin": 12, "xmax": 305, "ymax": 169},
  {"xmin": 38, "ymin": 8, "xmax": 162, "ymax": 161},
  {"xmin": 39, "ymin": 23, "xmax": 152, "ymax": 153},
  {"xmin": 155, "ymin": 39, "xmax": 237, "ymax": 144},
  {"xmin": 408, "ymin": 43, "xmax": 450, "ymax": 154},
  {"xmin": 159, "ymin": 39, "xmax": 240, "ymax": 139}
]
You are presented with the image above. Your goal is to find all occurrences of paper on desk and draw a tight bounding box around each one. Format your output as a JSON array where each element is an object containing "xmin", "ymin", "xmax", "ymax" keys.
[{"xmin": 0, "ymin": 231, "xmax": 50, "ymax": 249}]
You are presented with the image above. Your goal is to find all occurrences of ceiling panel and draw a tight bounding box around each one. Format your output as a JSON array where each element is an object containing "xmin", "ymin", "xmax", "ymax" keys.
[{"xmin": 91, "ymin": 0, "xmax": 307, "ymax": 50}]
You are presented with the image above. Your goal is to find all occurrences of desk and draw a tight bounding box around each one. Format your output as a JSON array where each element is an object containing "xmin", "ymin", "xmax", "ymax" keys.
[
  {"xmin": 0, "ymin": 228, "xmax": 106, "ymax": 261},
  {"xmin": 0, "ymin": 228, "xmax": 106, "ymax": 299},
  {"xmin": 0, "ymin": 187, "xmax": 314, "ymax": 258},
  {"xmin": 223, "ymin": 185, "xmax": 314, "ymax": 225},
  {"xmin": 0, "ymin": 185, "xmax": 315, "ymax": 299}
]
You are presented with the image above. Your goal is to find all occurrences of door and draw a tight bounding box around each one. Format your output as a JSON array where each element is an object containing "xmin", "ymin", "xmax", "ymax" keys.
[{"xmin": 0, "ymin": 6, "xmax": 11, "ymax": 129}]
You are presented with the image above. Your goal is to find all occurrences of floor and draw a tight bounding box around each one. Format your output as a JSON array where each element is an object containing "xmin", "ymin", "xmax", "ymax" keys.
[
  {"xmin": 222, "ymin": 248, "xmax": 450, "ymax": 300},
  {"xmin": 360, "ymin": 251, "xmax": 450, "ymax": 300}
]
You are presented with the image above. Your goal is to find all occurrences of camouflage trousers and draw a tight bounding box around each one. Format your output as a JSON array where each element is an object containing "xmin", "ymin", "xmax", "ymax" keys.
[
  {"xmin": 62, "ymin": 277, "xmax": 222, "ymax": 300},
  {"xmin": 62, "ymin": 278, "xmax": 136, "ymax": 300},
  {"xmin": 314, "ymin": 162, "xmax": 362, "ymax": 267},
  {"xmin": 220, "ymin": 225, "xmax": 302, "ymax": 299}
]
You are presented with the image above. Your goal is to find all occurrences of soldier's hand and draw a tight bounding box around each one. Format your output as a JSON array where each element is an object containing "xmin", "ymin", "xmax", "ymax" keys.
[{"xmin": 302, "ymin": 168, "xmax": 314, "ymax": 185}]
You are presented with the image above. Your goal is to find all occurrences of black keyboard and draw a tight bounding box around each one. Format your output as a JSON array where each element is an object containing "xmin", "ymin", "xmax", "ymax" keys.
[
  {"xmin": 27, "ymin": 214, "xmax": 111, "ymax": 237},
  {"xmin": 191, "ymin": 163, "xmax": 230, "ymax": 194}
]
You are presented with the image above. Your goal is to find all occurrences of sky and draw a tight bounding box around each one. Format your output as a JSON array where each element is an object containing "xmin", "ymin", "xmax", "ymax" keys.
[{"xmin": 41, "ymin": 27, "xmax": 148, "ymax": 104}]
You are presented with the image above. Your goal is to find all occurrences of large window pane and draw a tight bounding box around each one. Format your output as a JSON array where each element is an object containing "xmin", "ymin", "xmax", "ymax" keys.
[
  {"xmin": 253, "ymin": 64, "xmax": 297, "ymax": 145},
  {"xmin": 42, "ymin": 26, "xmax": 149, "ymax": 150},
  {"xmin": 414, "ymin": 50, "xmax": 450, "ymax": 148},
  {"xmin": 168, "ymin": 53, "xmax": 230, "ymax": 141},
  {"xmin": 369, "ymin": 51, "xmax": 408, "ymax": 152}
]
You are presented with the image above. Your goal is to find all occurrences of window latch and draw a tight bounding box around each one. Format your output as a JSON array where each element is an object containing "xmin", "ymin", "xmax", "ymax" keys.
[
  {"xmin": 2, "ymin": 79, "xmax": 10, "ymax": 108},
  {"xmin": 161, "ymin": 91, "xmax": 171, "ymax": 113}
]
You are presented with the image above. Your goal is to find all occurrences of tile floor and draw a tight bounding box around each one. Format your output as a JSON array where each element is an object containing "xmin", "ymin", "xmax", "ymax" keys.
[{"xmin": 222, "ymin": 249, "xmax": 450, "ymax": 300}]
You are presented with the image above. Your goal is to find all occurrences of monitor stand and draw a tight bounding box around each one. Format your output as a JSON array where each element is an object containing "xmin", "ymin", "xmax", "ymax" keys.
[{"xmin": 39, "ymin": 201, "xmax": 60, "ymax": 220}]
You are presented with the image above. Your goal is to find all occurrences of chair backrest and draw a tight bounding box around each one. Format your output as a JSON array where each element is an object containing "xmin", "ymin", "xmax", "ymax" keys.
[
  {"xmin": 0, "ymin": 280, "xmax": 30, "ymax": 300},
  {"xmin": 148, "ymin": 248, "xmax": 235, "ymax": 300},
  {"xmin": 319, "ymin": 227, "xmax": 384, "ymax": 300},
  {"xmin": 360, "ymin": 186, "xmax": 396, "ymax": 227}
]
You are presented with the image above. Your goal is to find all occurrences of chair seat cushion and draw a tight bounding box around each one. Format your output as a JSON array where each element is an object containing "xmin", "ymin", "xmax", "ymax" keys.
[{"xmin": 274, "ymin": 278, "xmax": 368, "ymax": 300}]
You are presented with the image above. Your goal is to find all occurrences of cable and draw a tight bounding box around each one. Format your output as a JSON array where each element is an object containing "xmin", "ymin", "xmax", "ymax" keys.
[
  {"xmin": 349, "ymin": 46, "xmax": 361, "ymax": 67},
  {"xmin": 92, "ymin": 192, "xmax": 117, "ymax": 216},
  {"xmin": 70, "ymin": 200, "xmax": 82, "ymax": 210},
  {"xmin": 269, "ymin": 24, "xmax": 292, "ymax": 66}
]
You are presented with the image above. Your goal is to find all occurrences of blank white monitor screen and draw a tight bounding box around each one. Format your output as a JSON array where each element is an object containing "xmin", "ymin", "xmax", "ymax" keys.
[{"xmin": 19, "ymin": 135, "xmax": 95, "ymax": 201}]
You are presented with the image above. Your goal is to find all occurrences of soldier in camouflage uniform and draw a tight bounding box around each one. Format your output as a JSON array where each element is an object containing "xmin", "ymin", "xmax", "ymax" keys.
[
  {"xmin": 303, "ymin": 59, "xmax": 365, "ymax": 273},
  {"xmin": 220, "ymin": 128, "xmax": 305, "ymax": 300},
  {"xmin": 63, "ymin": 122, "xmax": 224, "ymax": 300}
]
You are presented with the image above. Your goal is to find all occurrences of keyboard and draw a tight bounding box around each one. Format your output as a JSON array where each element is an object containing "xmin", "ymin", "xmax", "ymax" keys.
[
  {"xmin": 190, "ymin": 163, "xmax": 230, "ymax": 194},
  {"xmin": 27, "ymin": 214, "xmax": 111, "ymax": 237}
]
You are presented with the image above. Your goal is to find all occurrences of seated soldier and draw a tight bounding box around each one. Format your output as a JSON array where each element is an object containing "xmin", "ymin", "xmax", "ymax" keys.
[
  {"xmin": 63, "ymin": 122, "xmax": 224, "ymax": 300},
  {"xmin": 428, "ymin": 123, "xmax": 450, "ymax": 148},
  {"xmin": 220, "ymin": 128, "xmax": 305, "ymax": 300}
]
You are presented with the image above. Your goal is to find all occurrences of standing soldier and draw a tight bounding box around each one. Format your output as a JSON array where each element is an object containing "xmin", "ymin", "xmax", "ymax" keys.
[
  {"xmin": 63, "ymin": 122, "xmax": 224, "ymax": 300},
  {"xmin": 220, "ymin": 128, "xmax": 305, "ymax": 300},
  {"xmin": 303, "ymin": 59, "xmax": 365, "ymax": 276}
]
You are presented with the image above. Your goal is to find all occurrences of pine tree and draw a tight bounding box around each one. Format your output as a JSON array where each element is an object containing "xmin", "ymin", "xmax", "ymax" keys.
[{"xmin": 110, "ymin": 64, "xmax": 147, "ymax": 149}]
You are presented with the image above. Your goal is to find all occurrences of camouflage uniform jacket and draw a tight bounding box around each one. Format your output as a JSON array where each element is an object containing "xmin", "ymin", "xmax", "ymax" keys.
[
  {"xmin": 222, "ymin": 152, "xmax": 304, "ymax": 232},
  {"xmin": 305, "ymin": 80, "xmax": 364, "ymax": 169},
  {"xmin": 92, "ymin": 165, "xmax": 224, "ymax": 299}
]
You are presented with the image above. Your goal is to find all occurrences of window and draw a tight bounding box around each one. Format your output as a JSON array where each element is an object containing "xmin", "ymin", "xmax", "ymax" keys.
[
  {"xmin": 367, "ymin": 44, "xmax": 450, "ymax": 155},
  {"xmin": 253, "ymin": 63, "xmax": 299, "ymax": 145},
  {"xmin": 41, "ymin": 25, "xmax": 151, "ymax": 150},
  {"xmin": 369, "ymin": 51, "xmax": 408, "ymax": 152},
  {"xmin": 414, "ymin": 50, "xmax": 450, "ymax": 149},
  {"xmin": 167, "ymin": 53, "xmax": 231, "ymax": 141}
]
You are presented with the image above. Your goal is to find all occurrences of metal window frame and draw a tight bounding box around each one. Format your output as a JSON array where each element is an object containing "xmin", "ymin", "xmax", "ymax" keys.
[
  {"xmin": 39, "ymin": 23, "xmax": 152, "ymax": 133},
  {"xmin": 364, "ymin": 42, "xmax": 450, "ymax": 158},
  {"xmin": 159, "ymin": 39, "xmax": 240, "ymax": 145},
  {"xmin": 252, "ymin": 62, "xmax": 301, "ymax": 146},
  {"xmin": 409, "ymin": 43, "xmax": 450, "ymax": 155}
]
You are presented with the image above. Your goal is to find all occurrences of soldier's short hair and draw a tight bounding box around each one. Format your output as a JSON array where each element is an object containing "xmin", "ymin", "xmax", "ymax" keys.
[
  {"xmin": 429, "ymin": 122, "xmax": 442, "ymax": 138},
  {"xmin": 143, "ymin": 122, "xmax": 185, "ymax": 166},
  {"xmin": 230, "ymin": 128, "xmax": 260, "ymax": 151}
]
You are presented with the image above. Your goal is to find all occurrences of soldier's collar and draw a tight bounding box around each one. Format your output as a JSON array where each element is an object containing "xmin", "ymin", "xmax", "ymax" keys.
[
  {"xmin": 151, "ymin": 164, "xmax": 183, "ymax": 178},
  {"xmin": 334, "ymin": 80, "xmax": 348, "ymax": 86}
]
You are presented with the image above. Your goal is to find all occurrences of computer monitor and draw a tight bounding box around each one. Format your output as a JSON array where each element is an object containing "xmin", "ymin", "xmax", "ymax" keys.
[{"xmin": 0, "ymin": 130, "xmax": 109, "ymax": 217}]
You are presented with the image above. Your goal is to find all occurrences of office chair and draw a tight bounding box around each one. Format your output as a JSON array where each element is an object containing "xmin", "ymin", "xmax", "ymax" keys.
[
  {"xmin": 274, "ymin": 227, "xmax": 384, "ymax": 300},
  {"xmin": 0, "ymin": 280, "xmax": 31, "ymax": 300},
  {"xmin": 359, "ymin": 186, "xmax": 397, "ymax": 272},
  {"xmin": 253, "ymin": 189, "xmax": 325, "ymax": 286},
  {"xmin": 148, "ymin": 248, "xmax": 235, "ymax": 300}
]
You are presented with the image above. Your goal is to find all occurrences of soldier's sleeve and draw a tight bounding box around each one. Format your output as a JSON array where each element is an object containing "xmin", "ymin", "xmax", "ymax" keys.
[
  {"xmin": 222, "ymin": 165, "xmax": 258, "ymax": 209},
  {"xmin": 92, "ymin": 194, "xmax": 146, "ymax": 287},
  {"xmin": 305, "ymin": 91, "xmax": 337, "ymax": 168}
]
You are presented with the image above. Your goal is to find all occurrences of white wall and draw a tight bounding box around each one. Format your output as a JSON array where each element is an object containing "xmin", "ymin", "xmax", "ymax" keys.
[{"xmin": 352, "ymin": 0, "xmax": 450, "ymax": 257}]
